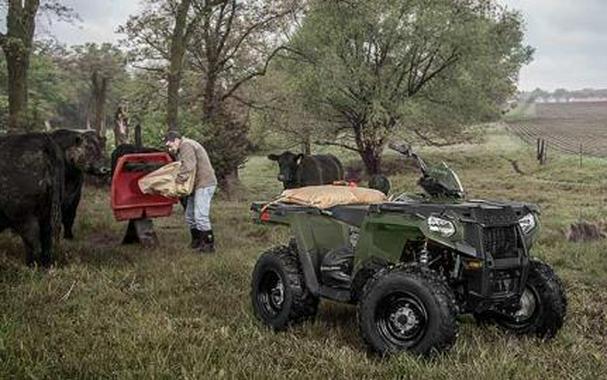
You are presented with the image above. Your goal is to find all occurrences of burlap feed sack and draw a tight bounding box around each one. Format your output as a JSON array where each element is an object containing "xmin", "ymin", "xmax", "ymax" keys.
[
  {"xmin": 277, "ymin": 185, "xmax": 387, "ymax": 209},
  {"xmin": 138, "ymin": 162, "xmax": 195, "ymax": 198}
]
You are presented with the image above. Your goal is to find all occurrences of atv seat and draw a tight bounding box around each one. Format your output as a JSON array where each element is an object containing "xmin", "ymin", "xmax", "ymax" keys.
[{"xmin": 327, "ymin": 205, "xmax": 369, "ymax": 227}]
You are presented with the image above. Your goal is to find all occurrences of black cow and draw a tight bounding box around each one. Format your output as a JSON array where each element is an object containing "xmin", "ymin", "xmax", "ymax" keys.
[
  {"xmin": 110, "ymin": 143, "xmax": 162, "ymax": 176},
  {"xmin": 268, "ymin": 151, "xmax": 344, "ymax": 189},
  {"xmin": 0, "ymin": 131, "xmax": 103, "ymax": 266},
  {"xmin": 50, "ymin": 129, "xmax": 108, "ymax": 239}
]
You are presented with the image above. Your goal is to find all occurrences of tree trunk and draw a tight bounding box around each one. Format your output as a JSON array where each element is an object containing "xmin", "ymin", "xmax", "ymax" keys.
[
  {"xmin": 134, "ymin": 124, "xmax": 142, "ymax": 148},
  {"xmin": 2, "ymin": 0, "xmax": 40, "ymax": 133},
  {"xmin": 166, "ymin": 71, "xmax": 182, "ymax": 131},
  {"xmin": 221, "ymin": 168, "xmax": 240, "ymax": 201},
  {"xmin": 166, "ymin": 0, "xmax": 193, "ymax": 132},
  {"xmin": 360, "ymin": 147, "xmax": 382, "ymax": 175},
  {"xmin": 92, "ymin": 71, "xmax": 108, "ymax": 150},
  {"xmin": 202, "ymin": 73, "xmax": 219, "ymax": 121},
  {"xmin": 352, "ymin": 121, "xmax": 383, "ymax": 175},
  {"xmin": 302, "ymin": 135, "xmax": 311, "ymax": 155},
  {"xmin": 6, "ymin": 51, "xmax": 29, "ymax": 132},
  {"xmin": 7, "ymin": 58, "xmax": 27, "ymax": 133},
  {"xmin": 114, "ymin": 105, "xmax": 129, "ymax": 146}
]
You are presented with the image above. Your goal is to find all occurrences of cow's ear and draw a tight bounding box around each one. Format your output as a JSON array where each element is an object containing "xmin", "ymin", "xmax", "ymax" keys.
[
  {"xmin": 267, "ymin": 154, "xmax": 279, "ymax": 161},
  {"xmin": 296, "ymin": 154, "xmax": 304, "ymax": 164}
]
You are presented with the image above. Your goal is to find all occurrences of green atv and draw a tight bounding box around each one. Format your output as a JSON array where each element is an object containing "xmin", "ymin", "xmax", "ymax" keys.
[{"xmin": 250, "ymin": 143, "xmax": 566, "ymax": 356}]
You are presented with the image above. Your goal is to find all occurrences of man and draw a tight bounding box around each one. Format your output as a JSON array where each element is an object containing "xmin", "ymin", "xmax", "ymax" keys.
[{"xmin": 165, "ymin": 131, "xmax": 217, "ymax": 253}]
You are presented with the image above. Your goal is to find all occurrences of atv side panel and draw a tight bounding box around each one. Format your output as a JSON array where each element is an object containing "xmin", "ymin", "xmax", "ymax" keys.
[{"xmin": 355, "ymin": 211, "xmax": 424, "ymax": 271}]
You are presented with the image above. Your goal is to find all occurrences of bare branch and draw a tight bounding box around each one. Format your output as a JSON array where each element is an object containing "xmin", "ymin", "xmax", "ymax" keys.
[
  {"xmin": 411, "ymin": 48, "xmax": 459, "ymax": 95},
  {"xmin": 221, "ymin": 45, "xmax": 287, "ymax": 101},
  {"xmin": 411, "ymin": 129, "xmax": 453, "ymax": 147},
  {"xmin": 218, "ymin": 8, "xmax": 293, "ymax": 67},
  {"xmin": 215, "ymin": 0, "xmax": 236, "ymax": 57},
  {"xmin": 130, "ymin": 64, "xmax": 166, "ymax": 73},
  {"xmin": 316, "ymin": 140, "xmax": 360, "ymax": 153}
]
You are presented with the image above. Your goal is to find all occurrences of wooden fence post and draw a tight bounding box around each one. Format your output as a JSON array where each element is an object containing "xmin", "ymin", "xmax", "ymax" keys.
[{"xmin": 537, "ymin": 138, "xmax": 547, "ymax": 165}]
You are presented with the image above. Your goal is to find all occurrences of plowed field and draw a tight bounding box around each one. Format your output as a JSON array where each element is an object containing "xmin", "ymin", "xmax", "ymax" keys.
[{"xmin": 507, "ymin": 101, "xmax": 607, "ymax": 157}]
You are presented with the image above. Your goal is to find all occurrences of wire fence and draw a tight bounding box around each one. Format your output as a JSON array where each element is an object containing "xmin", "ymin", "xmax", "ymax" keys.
[{"xmin": 506, "ymin": 123, "xmax": 607, "ymax": 160}]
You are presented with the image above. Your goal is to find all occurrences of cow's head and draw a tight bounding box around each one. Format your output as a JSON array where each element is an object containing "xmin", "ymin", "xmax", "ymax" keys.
[
  {"xmin": 51, "ymin": 129, "xmax": 109, "ymax": 176},
  {"xmin": 268, "ymin": 151, "xmax": 304, "ymax": 189}
]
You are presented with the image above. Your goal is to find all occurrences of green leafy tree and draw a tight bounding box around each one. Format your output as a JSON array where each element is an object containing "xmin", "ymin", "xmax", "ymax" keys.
[
  {"xmin": 184, "ymin": 0, "xmax": 299, "ymax": 186},
  {"xmin": 121, "ymin": 0, "xmax": 299, "ymax": 188},
  {"xmin": 553, "ymin": 88, "xmax": 570, "ymax": 103},
  {"xmin": 529, "ymin": 88, "xmax": 548, "ymax": 102},
  {"xmin": 249, "ymin": 69, "xmax": 329, "ymax": 154},
  {"xmin": 283, "ymin": 0, "xmax": 533, "ymax": 174},
  {"xmin": 118, "ymin": 0, "xmax": 221, "ymax": 132},
  {"xmin": 0, "ymin": 0, "xmax": 75, "ymax": 132},
  {"xmin": 0, "ymin": 39, "xmax": 72, "ymax": 131}
]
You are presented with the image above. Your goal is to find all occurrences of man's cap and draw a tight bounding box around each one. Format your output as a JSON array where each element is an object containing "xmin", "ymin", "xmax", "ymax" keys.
[{"xmin": 164, "ymin": 131, "xmax": 182, "ymax": 143}]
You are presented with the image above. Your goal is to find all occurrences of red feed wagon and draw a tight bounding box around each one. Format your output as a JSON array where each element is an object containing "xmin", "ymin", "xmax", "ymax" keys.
[{"xmin": 111, "ymin": 152, "xmax": 179, "ymax": 246}]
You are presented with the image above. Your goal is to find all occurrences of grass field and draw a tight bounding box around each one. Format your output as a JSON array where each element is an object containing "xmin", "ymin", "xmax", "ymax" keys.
[
  {"xmin": 506, "ymin": 101, "xmax": 607, "ymax": 157},
  {"xmin": 1, "ymin": 126, "xmax": 606, "ymax": 379}
]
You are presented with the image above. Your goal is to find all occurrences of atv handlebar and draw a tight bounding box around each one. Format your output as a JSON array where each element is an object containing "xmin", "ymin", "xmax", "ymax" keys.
[{"xmin": 388, "ymin": 142, "xmax": 428, "ymax": 174}]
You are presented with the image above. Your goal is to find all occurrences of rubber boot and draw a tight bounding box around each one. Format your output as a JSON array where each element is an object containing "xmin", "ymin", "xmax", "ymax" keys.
[
  {"xmin": 190, "ymin": 229, "xmax": 202, "ymax": 249},
  {"xmin": 199, "ymin": 230, "xmax": 215, "ymax": 254}
]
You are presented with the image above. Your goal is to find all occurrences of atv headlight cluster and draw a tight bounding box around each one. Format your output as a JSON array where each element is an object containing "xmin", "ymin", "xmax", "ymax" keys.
[
  {"xmin": 518, "ymin": 213, "xmax": 536, "ymax": 234},
  {"xmin": 427, "ymin": 216, "xmax": 456, "ymax": 237}
]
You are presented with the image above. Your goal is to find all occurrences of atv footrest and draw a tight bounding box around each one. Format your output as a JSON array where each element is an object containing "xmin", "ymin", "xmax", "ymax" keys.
[{"xmin": 319, "ymin": 286, "xmax": 351, "ymax": 303}]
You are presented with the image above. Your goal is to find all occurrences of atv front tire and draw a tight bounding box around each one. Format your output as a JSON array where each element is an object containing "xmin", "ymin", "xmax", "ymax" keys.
[
  {"xmin": 357, "ymin": 265, "xmax": 458, "ymax": 356},
  {"xmin": 476, "ymin": 260, "xmax": 567, "ymax": 339},
  {"xmin": 251, "ymin": 245, "xmax": 319, "ymax": 330}
]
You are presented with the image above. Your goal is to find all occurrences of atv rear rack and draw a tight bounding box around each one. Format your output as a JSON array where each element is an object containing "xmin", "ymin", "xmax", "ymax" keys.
[{"xmin": 251, "ymin": 202, "xmax": 370, "ymax": 227}]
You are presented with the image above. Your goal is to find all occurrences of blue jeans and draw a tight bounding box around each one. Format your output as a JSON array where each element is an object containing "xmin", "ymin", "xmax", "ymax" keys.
[{"xmin": 185, "ymin": 186, "xmax": 216, "ymax": 231}]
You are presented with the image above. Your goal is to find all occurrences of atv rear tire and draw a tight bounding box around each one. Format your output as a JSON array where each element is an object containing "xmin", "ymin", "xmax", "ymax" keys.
[
  {"xmin": 476, "ymin": 260, "xmax": 567, "ymax": 339},
  {"xmin": 251, "ymin": 245, "xmax": 319, "ymax": 330},
  {"xmin": 357, "ymin": 265, "xmax": 458, "ymax": 356}
]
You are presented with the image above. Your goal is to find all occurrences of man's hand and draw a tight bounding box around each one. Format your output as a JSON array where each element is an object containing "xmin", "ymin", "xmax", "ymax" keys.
[{"xmin": 176, "ymin": 173, "xmax": 189, "ymax": 184}]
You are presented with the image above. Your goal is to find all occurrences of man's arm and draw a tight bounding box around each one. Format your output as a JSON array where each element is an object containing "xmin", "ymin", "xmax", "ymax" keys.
[{"xmin": 176, "ymin": 143, "xmax": 196, "ymax": 183}]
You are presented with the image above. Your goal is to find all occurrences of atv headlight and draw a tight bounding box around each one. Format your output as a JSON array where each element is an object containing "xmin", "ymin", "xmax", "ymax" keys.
[
  {"xmin": 518, "ymin": 213, "xmax": 536, "ymax": 234},
  {"xmin": 427, "ymin": 216, "xmax": 456, "ymax": 237}
]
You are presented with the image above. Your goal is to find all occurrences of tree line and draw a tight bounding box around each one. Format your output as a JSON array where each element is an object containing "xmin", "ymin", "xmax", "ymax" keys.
[
  {"xmin": 0, "ymin": 0, "xmax": 532, "ymax": 186},
  {"xmin": 522, "ymin": 88, "xmax": 607, "ymax": 103}
]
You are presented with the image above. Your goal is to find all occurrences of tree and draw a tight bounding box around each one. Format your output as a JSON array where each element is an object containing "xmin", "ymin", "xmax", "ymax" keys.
[
  {"xmin": 122, "ymin": 0, "xmax": 299, "ymax": 187},
  {"xmin": 0, "ymin": 0, "xmax": 74, "ymax": 132},
  {"xmin": 249, "ymin": 69, "xmax": 327, "ymax": 154},
  {"xmin": 166, "ymin": 0, "xmax": 194, "ymax": 131},
  {"xmin": 553, "ymin": 88, "xmax": 570, "ymax": 103},
  {"xmin": 119, "ymin": 0, "xmax": 226, "ymax": 132},
  {"xmin": 184, "ymin": 0, "xmax": 299, "ymax": 186},
  {"xmin": 187, "ymin": 0, "xmax": 298, "ymax": 121},
  {"xmin": 0, "ymin": 39, "xmax": 69, "ymax": 130},
  {"xmin": 69, "ymin": 43, "xmax": 127, "ymax": 149},
  {"xmin": 529, "ymin": 88, "xmax": 548, "ymax": 103},
  {"xmin": 283, "ymin": 0, "xmax": 533, "ymax": 174},
  {"xmin": 113, "ymin": 103, "xmax": 129, "ymax": 146}
]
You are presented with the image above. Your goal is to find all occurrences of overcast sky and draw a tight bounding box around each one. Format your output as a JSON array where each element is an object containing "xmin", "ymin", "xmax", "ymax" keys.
[{"xmin": 27, "ymin": 0, "xmax": 607, "ymax": 91}]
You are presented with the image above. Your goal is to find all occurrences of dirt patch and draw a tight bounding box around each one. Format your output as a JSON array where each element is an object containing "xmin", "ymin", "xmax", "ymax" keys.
[
  {"xmin": 87, "ymin": 231, "xmax": 123, "ymax": 247},
  {"xmin": 565, "ymin": 221, "xmax": 607, "ymax": 242}
]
